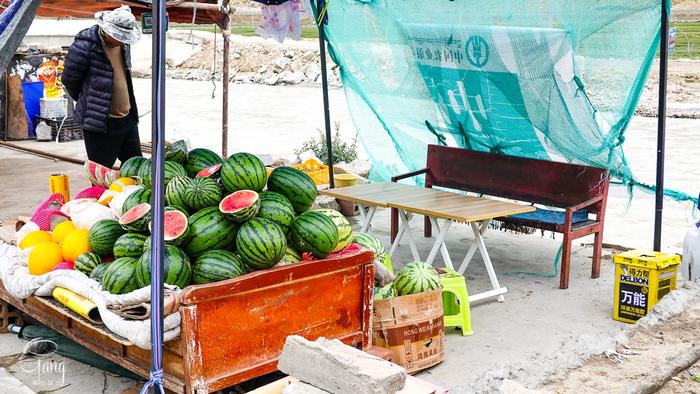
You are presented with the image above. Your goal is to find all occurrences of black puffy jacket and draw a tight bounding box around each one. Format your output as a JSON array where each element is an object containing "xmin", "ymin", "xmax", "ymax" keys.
[{"xmin": 62, "ymin": 25, "xmax": 138, "ymax": 133}]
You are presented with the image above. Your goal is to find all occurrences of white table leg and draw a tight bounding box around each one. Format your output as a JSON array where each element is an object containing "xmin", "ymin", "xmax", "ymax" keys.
[
  {"xmin": 469, "ymin": 221, "xmax": 507, "ymax": 303},
  {"xmin": 457, "ymin": 220, "xmax": 490, "ymax": 274},
  {"xmin": 389, "ymin": 209, "xmax": 421, "ymax": 261},
  {"xmin": 425, "ymin": 217, "xmax": 454, "ymax": 270},
  {"xmin": 357, "ymin": 204, "xmax": 377, "ymax": 233}
]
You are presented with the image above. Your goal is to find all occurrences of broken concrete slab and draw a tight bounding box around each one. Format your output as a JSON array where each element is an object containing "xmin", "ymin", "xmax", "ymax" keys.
[
  {"xmin": 282, "ymin": 381, "xmax": 330, "ymax": 394},
  {"xmin": 278, "ymin": 336, "xmax": 406, "ymax": 394}
]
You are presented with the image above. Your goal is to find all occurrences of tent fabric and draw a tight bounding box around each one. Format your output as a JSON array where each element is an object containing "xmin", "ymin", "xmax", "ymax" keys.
[{"xmin": 315, "ymin": 0, "xmax": 684, "ymax": 198}]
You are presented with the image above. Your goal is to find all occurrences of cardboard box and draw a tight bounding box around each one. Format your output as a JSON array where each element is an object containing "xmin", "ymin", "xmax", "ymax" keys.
[{"xmin": 372, "ymin": 290, "xmax": 445, "ymax": 374}]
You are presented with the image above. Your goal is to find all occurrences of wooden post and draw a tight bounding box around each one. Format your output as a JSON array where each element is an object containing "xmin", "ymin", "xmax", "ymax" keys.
[{"xmin": 221, "ymin": 8, "xmax": 232, "ymax": 158}]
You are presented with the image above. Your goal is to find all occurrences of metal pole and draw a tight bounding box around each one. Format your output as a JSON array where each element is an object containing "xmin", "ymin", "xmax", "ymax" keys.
[
  {"xmin": 654, "ymin": 0, "xmax": 669, "ymax": 251},
  {"xmin": 142, "ymin": 0, "xmax": 166, "ymax": 392},
  {"xmin": 317, "ymin": 0, "xmax": 334, "ymax": 188},
  {"xmin": 222, "ymin": 15, "xmax": 230, "ymax": 158}
]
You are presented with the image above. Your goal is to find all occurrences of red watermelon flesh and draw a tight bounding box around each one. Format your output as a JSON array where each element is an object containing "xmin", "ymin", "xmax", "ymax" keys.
[
  {"xmin": 84, "ymin": 160, "xmax": 101, "ymax": 185},
  {"xmin": 120, "ymin": 203, "xmax": 151, "ymax": 222},
  {"xmin": 220, "ymin": 190, "xmax": 257, "ymax": 211},
  {"xmin": 148, "ymin": 210, "xmax": 189, "ymax": 242},
  {"xmin": 326, "ymin": 243, "xmax": 362, "ymax": 259},
  {"xmin": 196, "ymin": 163, "xmax": 222, "ymax": 178},
  {"xmin": 53, "ymin": 262, "xmax": 75, "ymax": 271}
]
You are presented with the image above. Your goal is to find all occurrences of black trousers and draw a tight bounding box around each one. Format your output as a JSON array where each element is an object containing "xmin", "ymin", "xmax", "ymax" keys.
[{"xmin": 83, "ymin": 116, "xmax": 142, "ymax": 168}]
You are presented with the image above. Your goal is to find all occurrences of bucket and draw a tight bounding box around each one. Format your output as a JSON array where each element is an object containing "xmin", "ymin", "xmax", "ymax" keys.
[
  {"xmin": 334, "ymin": 173, "xmax": 359, "ymax": 188},
  {"xmin": 21, "ymin": 81, "xmax": 44, "ymax": 138}
]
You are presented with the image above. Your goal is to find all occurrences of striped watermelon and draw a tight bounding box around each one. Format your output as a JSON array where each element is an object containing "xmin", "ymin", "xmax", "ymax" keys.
[
  {"xmin": 136, "ymin": 245, "xmax": 192, "ymax": 289},
  {"xmin": 393, "ymin": 262, "xmax": 441, "ymax": 296},
  {"xmin": 220, "ymin": 152, "xmax": 267, "ymax": 193},
  {"xmin": 119, "ymin": 203, "xmax": 151, "ymax": 232},
  {"xmin": 74, "ymin": 252, "xmax": 102, "ymax": 276},
  {"xmin": 185, "ymin": 148, "xmax": 223, "ymax": 177},
  {"xmin": 119, "ymin": 156, "xmax": 148, "ymax": 178},
  {"xmin": 164, "ymin": 140, "xmax": 188, "ymax": 163},
  {"xmin": 89, "ymin": 263, "xmax": 109, "ymax": 282},
  {"xmin": 140, "ymin": 161, "xmax": 187, "ymax": 188},
  {"xmin": 183, "ymin": 207, "xmax": 240, "ymax": 259},
  {"xmin": 121, "ymin": 186, "xmax": 151, "ymax": 216},
  {"xmin": 267, "ymin": 167, "xmax": 317, "ymax": 214},
  {"xmin": 373, "ymin": 283, "xmax": 395, "ymax": 300},
  {"xmin": 219, "ymin": 190, "xmax": 260, "ymax": 222},
  {"xmin": 184, "ymin": 177, "xmax": 223, "ymax": 211},
  {"xmin": 257, "ymin": 191, "xmax": 296, "ymax": 235},
  {"xmin": 88, "ymin": 219, "xmax": 126, "ymax": 257},
  {"xmin": 276, "ymin": 246, "xmax": 301, "ymax": 266},
  {"xmin": 149, "ymin": 209, "xmax": 190, "ymax": 246},
  {"xmin": 165, "ymin": 176, "xmax": 194, "ymax": 209},
  {"xmin": 236, "ymin": 217, "xmax": 287, "ymax": 270},
  {"xmin": 113, "ymin": 233, "xmax": 148, "ymax": 258},
  {"xmin": 290, "ymin": 211, "xmax": 339, "ymax": 258},
  {"xmin": 313, "ymin": 209, "xmax": 353, "ymax": 252},
  {"xmin": 353, "ymin": 232, "xmax": 385, "ymax": 255},
  {"xmin": 192, "ymin": 250, "xmax": 247, "ymax": 284},
  {"xmin": 102, "ymin": 257, "xmax": 141, "ymax": 294}
]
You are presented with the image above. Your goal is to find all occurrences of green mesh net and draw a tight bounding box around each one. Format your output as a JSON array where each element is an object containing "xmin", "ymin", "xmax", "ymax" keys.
[{"xmin": 315, "ymin": 0, "xmax": 695, "ymax": 203}]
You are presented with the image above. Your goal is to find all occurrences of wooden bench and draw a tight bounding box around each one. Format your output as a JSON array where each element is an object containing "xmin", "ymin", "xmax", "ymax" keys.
[{"xmin": 391, "ymin": 145, "xmax": 610, "ymax": 289}]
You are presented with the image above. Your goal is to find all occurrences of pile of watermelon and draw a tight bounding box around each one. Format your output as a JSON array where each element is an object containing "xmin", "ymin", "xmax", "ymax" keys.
[
  {"xmin": 373, "ymin": 261, "xmax": 443, "ymax": 301},
  {"xmin": 74, "ymin": 141, "xmax": 369, "ymax": 295}
]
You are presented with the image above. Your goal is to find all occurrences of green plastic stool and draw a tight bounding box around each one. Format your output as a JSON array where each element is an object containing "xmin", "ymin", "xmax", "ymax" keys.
[{"xmin": 438, "ymin": 267, "xmax": 473, "ymax": 336}]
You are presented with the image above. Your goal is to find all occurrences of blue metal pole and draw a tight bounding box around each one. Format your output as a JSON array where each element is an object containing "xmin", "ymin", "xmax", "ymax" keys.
[{"xmin": 141, "ymin": 0, "xmax": 166, "ymax": 392}]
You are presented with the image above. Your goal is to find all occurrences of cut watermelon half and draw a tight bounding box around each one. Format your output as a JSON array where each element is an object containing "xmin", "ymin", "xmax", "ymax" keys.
[
  {"xmin": 148, "ymin": 209, "xmax": 190, "ymax": 245},
  {"xmin": 196, "ymin": 163, "xmax": 222, "ymax": 178},
  {"xmin": 219, "ymin": 190, "xmax": 260, "ymax": 222},
  {"xmin": 327, "ymin": 243, "xmax": 363, "ymax": 259},
  {"xmin": 119, "ymin": 203, "xmax": 152, "ymax": 232}
]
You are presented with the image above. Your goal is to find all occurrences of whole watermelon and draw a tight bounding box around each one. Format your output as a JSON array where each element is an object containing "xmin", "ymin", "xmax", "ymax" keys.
[
  {"xmin": 74, "ymin": 252, "xmax": 102, "ymax": 276},
  {"xmin": 136, "ymin": 245, "xmax": 192, "ymax": 289},
  {"xmin": 141, "ymin": 161, "xmax": 187, "ymax": 188},
  {"xmin": 267, "ymin": 166, "xmax": 317, "ymax": 214},
  {"xmin": 113, "ymin": 233, "xmax": 148, "ymax": 258},
  {"xmin": 220, "ymin": 152, "xmax": 268, "ymax": 193},
  {"xmin": 236, "ymin": 217, "xmax": 286, "ymax": 270},
  {"xmin": 393, "ymin": 262, "xmax": 441, "ymax": 296},
  {"xmin": 102, "ymin": 257, "xmax": 141, "ymax": 294},
  {"xmin": 164, "ymin": 140, "xmax": 188, "ymax": 164},
  {"xmin": 183, "ymin": 207, "xmax": 240, "ymax": 259},
  {"xmin": 184, "ymin": 148, "xmax": 223, "ymax": 177},
  {"xmin": 165, "ymin": 176, "xmax": 194, "ymax": 209},
  {"xmin": 121, "ymin": 186, "xmax": 151, "ymax": 216},
  {"xmin": 257, "ymin": 191, "xmax": 296, "ymax": 235},
  {"xmin": 119, "ymin": 156, "xmax": 149, "ymax": 178},
  {"xmin": 184, "ymin": 177, "xmax": 223, "ymax": 211},
  {"xmin": 192, "ymin": 250, "xmax": 247, "ymax": 284},
  {"xmin": 313, "ymin": 209, "xmax": 353, "ymax": 252},
  {"xmin": 88, "ymin": 219, "xmax": 126, "ymax": 257},
  {"xmin": 90, "ymin": 263, "xmax": 110, "ymax": 282},
  {"xmin": 290, "ymin": 211, "xmax": 339, "ymax": 258}
]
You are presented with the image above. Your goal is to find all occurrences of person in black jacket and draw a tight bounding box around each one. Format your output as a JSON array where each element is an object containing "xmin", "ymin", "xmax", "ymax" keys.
[{"xmin": 62, "ymin": 6, "xmax": 143, "ymax": 168}]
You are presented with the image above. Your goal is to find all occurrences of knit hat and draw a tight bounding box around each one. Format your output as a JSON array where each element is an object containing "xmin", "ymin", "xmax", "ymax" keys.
[{"xmin": 95, "ymin": 5, "xmax": 142, "ymax": 45}]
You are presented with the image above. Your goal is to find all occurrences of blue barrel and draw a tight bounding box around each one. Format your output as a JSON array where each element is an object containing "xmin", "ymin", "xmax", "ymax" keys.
[{"xmin": 21, "ymin": 81, "xmax": 44, "ymax": 138}]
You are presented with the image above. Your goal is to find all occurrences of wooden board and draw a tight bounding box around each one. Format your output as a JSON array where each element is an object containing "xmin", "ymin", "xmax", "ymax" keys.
[
  {"xmin": 5, "ymin": 74, "xmax": 28, "ymax": 140},
  {"xmin": 320, "ymin": 182, "xmax": 437, "ymax": 207}
]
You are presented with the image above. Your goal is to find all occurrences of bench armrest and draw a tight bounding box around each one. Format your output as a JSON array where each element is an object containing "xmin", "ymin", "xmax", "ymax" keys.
[
  {"xmin": 569, "ymin": 195, "xmax": 605, "ymax": 213},
  {"xmin": 391, "ymin": 168, "xmax": 428, "ymax": 182}
]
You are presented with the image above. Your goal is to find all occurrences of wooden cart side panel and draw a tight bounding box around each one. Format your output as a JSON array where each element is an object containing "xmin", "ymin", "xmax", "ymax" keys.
[{"xmin": 362, "ymin": 264, "xmax": 375, "ymax": 350}]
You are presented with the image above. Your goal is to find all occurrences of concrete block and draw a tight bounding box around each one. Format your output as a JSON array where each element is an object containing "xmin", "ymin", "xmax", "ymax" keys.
[
  {"xmin": 278, "ymin": 336, "xmax": 406, "ymax": 394},
  {"xmin": 282, "ymin": 381, "xmax": 331, "ymax": 394}
]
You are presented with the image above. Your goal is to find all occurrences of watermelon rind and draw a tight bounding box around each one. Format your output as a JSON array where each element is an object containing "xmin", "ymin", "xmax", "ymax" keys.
[
  {"xmin": 192, "ymin": 250, "xmax": 247, "ymax": 284},
  {"xmin": 196, "ymin": 163, "xmax": 222, "ymax": 178},
  {"xmin": 275, "ymin": 246, "xmax": 301, "ymax": 267},
  {"xmin": 267, "ymin": 166, "xmax": 318, "ymax": 214},
  {"xmin": 139, "ymin": 160, "xmax": 187, "ymax": 188},
  {"xmin": 113, "ymin": 233, "xmax": 148, "ymax": 258},
  {"xmin": 257, "ymin": 191, "xmax": 296, "ymax": 235},
  {"xmin": 165, "ymin": 176, "xmax": 194, "ymax": 209},
  {"xmin": 220, "ymin": 152, "xmax": 268, "ymax": 193},
  {"xmin": 353, "ymin": 232, "xmax": 386, "ymax": 255},
  {"xmin": 185, "ymin": 177, "xmax": 223, "ymax": 212},
  {"xmin": 373, "ymin": 283, "xmax": 395, "ymax": 300},
  {"xmin": 313, "ymin": 209, "xmax": 353, "ymax": 252},
  {"xmin": 102, "ymin": 257, "xmax": 141, "ymax": 294},
  {"xmin": 121, "ymin": 186, "xmax": 151, "ymax": 216},
  {"xmin": 393, "ymin": 262, "xmax": 442, "ymax": 296},
  {"xmin": 88, "ymin": 219, "xmax": 126, "ymax": 257},
  {"xmin": 184, "ymin": 148, "xmax": 223, "ymax": 177},
  {"xmin": 183, "ymin": 207, "xmax": 240, "ymax": 259},
  {"xmin": 219, "ymin": 190, "xmax": 260, "ymax": 223},
  {"xmin": 236, "ymin": 217, "xmax": 287, "ymax": 270},
  {"xmin": 290, "ymin": 211, "xmax": 339, "ymax": 258},
  {"xmin": 136, "ymin": 245, "xmax": 192, "ymax": 289},
  {"xmin": 149, "ymin": 210, "xmax": 190, "ymax": 246},
  {"xmin": 164, "ymin": 140, "xmax": 189, "ymax": 163},
  {"xmin": 119, "ymin": 203, "xmax": 152, "ymax": 232},
  {"xmin": 74, "ymin": 252, "xmax": 103, "ymax": 276},
  {"xmin": 119, "ymin": 156, "xmax": 149, "ymax": 178}
]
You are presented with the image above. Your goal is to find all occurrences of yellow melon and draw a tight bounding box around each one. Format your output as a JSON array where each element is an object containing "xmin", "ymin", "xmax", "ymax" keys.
[
  {"xmin": 28, "ymin": 242, "xmax": 64, "ymax": 275},
  {"xmin": 109, "ymin": 177, "xmax": 138, "ymax": 193},
  {"xmin": 19, "ymin": 230, "xmax": 53, "ymax": 249},
  {"xmin": 62, "ymin": 229, "xmax": 91, "ymax": 263},
  {"xmin": 52, "ymin": 221, "xmax": 77, "ymax": 244}
]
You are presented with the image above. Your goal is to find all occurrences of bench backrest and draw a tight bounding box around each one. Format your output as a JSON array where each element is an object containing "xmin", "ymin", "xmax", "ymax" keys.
[{"xmin": 425, "ymin": 145, "xmax": 610, "ymax": 208}]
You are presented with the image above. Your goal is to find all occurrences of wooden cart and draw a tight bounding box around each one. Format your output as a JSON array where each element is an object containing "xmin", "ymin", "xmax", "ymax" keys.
[{"xmin": 0, "ymin": 250, "xmax": 375, "ymax": 393}]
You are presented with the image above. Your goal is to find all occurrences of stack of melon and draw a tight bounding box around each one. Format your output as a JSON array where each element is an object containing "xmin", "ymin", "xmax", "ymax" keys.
[{"xmin": 74, "ymin": 141, "xmax": 364, "ymax": 295}]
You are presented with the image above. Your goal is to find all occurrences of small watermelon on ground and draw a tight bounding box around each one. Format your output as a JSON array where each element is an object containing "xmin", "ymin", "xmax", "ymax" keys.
[
  {"xmin": 74, "ymin": 252, "xmax": 102, "ymax": 276},
  {"xmin": 353, "ymin": 232, "xmax": 385, "ymax": 255},
  {"xmin": 101, "ymin": 257, "xmax": 141, "ymax": 294},
  {"xmin": 393, "ymin": 262, "xmax": 442, "ymax": 296},
  {"xmin": 236, "ymin": 217, "xmax": 287, "ymax": 270},
  {"xmin": 267, "ymin": 166, "xmax": 318, "ymax": 214},
  {"xmin": 257, "ymin": 191, "xmax": 296, "ymax": 235},
  {"xmin": 149, "ymin": 209, "xmax": 190, "ymax": 246},
  {"xmin": 184, "ymin": 148, "xmax": 223, "ymax": 177},
  {"xmin": 113, "ymin": 233, "xmax": 148, "ymax": 258},
  {"xmin": 290, "ymin": 211, "xmax": 339, "ymax": 258},
  {"xmin": 313, "ymin": 209, "xmax": 353, "ymax": 252},
  {"xmin": 373, "ymin": 283, "xmax": 395, "ymax": 300},
  {"xmin": 165, "ymin": 176, "xmax": 194, "ymax": 209},
  {"xmin": 183, "ymin": 207, "xmax": 240, "ymax": 259},
  {"xmin": 136, "ymin": 245, "xmax": 192, "ymax": 289},
  {"xmin": 184, "ymin": 176, "xmax": 223, "ymax": 211},
  {"xmin": 220, "ymin": 152, "xmax": 268, "ymax": 193},
  {"xmin": 164, "ymin": 140, "xmax": 188, "ymax": 163},
  {"xmin": 219, "ymin": 190, "xmax": 260, "ymax": 222},
  {"xmin": 119, "ymin": 156, "xmax": 149, "ymax": 178},
  {"xmin": 192, "ymin": 250, "xmax": 247, "ymax": 284},
  {"xmin": 119, "ymin": 203, "xmax": 152, "ymax": 232},
  {"xmin": 90, "ymin": 263, "xmax": 110, "ymax": 282},
  {"xmin": 196, "ymin": 163, "xmax": 222, "ymax": 178},
  {"xmin": 121, "ymin": 186, "xmax": 151, "ymax": 216},
  {"xmin": 88, "ymin": 219, "xmax": 126, "ymax": 257}
]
